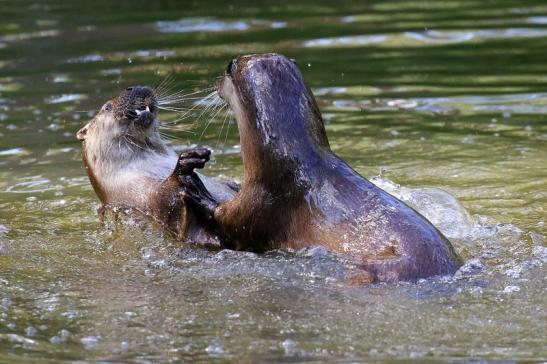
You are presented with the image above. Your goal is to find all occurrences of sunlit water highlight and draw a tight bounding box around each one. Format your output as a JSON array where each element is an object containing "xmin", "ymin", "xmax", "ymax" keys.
[{"xmin": 0, "ymin": 0, "xmax": 545, "ymax": 362}]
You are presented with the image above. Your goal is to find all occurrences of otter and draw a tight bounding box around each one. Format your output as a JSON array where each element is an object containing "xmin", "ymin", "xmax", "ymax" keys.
[
  {"xmin": 76, "ymin": 85, "xmax": 236, "ymax": 245},
  {"xmin": 182, "ymin": 53, "xmax": 463, "ymax": 282}
]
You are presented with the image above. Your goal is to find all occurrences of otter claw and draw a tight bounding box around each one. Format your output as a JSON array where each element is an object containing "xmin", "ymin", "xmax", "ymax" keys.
[
  {"xmin": 176, "ymin": 148, "xmax": 211, "ymax": 175},
  {"xmin": 180, "ymin": 174, "xmax": 218, "ymax": 219}
]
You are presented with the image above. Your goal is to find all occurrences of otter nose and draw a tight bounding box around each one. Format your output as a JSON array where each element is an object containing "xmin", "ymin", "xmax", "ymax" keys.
[
  {"xmin": 126, "ymin": 86, "xmax": 152, "ymax": 97},
  {"xmin": 226, "ymin": 59, "xmax": 235, "ymax": 75}
]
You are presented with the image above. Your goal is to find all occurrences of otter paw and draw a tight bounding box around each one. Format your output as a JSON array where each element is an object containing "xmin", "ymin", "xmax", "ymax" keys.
[
  {"xmin": 180, "ymin": 173, "xmax": 218, "ymax": 219},
  {"xmin": 176, "ymin": 148, "xmax": 211, "ymax": 175}
]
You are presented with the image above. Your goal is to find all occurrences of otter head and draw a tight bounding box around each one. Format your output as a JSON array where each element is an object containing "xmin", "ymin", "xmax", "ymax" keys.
[
  {"xmin": 218, "ymin": 53, "xmax": 330, "ymax": 183},
  {"xmin": 77, "ymin": 86, "xmax": 167, "ymax": 172},
  {"xmin": 76, "ymin": 86, "xmax": 169, "ymax": 202},
  {"xmin": 77, "ymin": 86, "xmax": 161, "ymax": 145}
]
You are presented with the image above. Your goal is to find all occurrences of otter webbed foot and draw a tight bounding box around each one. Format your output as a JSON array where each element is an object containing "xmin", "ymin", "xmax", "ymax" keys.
[
  {"xmin": 174, "ymin": 147, "xmax": 218, "ymax": 223},
  {"xmin": 175, "ymin": 147, "xmax": 211, "ymax": 176},
  {"xmin": 180, "ymin": 173, "xmax": 218, "ymax": 221}
]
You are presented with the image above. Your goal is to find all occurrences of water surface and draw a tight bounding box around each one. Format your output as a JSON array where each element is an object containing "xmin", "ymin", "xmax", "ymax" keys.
[{"xmin": 0, "ymin": 0, "xmax": 546, "ymax": 362}]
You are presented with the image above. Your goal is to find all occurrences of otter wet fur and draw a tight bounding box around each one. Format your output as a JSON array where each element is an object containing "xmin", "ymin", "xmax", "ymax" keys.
[
  {"xmin": 76, "ymin": 85, "xmax": 236, "ymax": 246},
  {"xmin": 183, "ymin": 54, "xmax": 463, "ymax": 283}
]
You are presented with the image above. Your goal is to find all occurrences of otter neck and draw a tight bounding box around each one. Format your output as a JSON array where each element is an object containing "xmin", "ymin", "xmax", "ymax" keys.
[
  {"xmin": 234, "ymin": 92, "xmax": 330, "ymax": 192},
  {"xmin": 82, "ymin": 132, "xmax": 172, "ymax": 207}
]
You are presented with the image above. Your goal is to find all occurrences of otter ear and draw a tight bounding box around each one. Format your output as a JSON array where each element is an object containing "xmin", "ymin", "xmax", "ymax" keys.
[{"xmin": 76, "ymin": 122, "xmax": 91, "ymax": 141}]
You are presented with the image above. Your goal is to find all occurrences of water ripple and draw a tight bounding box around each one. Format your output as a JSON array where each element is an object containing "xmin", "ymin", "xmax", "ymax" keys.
[
  {"xmin": 0, "ymin": 148, "xmax": 29, "ymax": 157},
  {"xmin": 304, "ymin": 35, "xmax": 387, "ymax": 48},
  {"xmin": 405, "ymin": 30, "xmax": 475, "ymax": 44},
  {"xmin": 155, "ymin": 17, "xmax": 286, "ymax": 33},
  {"xmin": 5, "ymin": 176, "xmax": 55, "ymax": 193},
  {"xmin": 527, "ymin": 16, "xmax": 547, "ymax": 24},
  {"xmin": 156, "ymin": 18, "xmax": 250, "ymax": 33},
  {"xmin": 304, "ymin": 27, "xmax": 547, "ymax": 48},
  {"xmin": 0, "ymin": 29, "xmax": 59, "ymax": 42},
  {"xmin": 45, "ymin": 94, "xmax": 86, "ymax": 104},
  {"xmin": 67, "ymin": 54, "xmax": 103, "ymax": 63},
  {"xmin": 325, "ymin": 92, "xmax": 547, "ymax": 115}
]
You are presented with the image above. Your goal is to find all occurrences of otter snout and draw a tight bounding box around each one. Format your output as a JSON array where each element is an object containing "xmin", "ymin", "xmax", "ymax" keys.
[
  {"xmin": 116, "ymin": 85, "xmax": 158, "ymax": 128},
  {"xmin": 225, "ymin": 59, "xmax": 235, "ymax": 76}
]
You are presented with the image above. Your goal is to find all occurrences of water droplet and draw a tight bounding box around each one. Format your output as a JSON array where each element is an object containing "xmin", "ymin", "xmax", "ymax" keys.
[
  {"xmin": 282, "ymin": 339, "xmax": 297, "ymax": 355},
  {"xmin": 454, "ymin": 259, "xmax": 485, "ymax": 279},
  {"xmin": 206, "ymin": 342, "xmax": 225, "ymax": 356},
  {"xmin": 503, "ymin": 285, "xmax": 520, "ymax": 294},
  {"xmin": 81, "ymin": 335, "xmax": 99, "ymax": 349},
  {"xmin": 1, "ymin": 297, "xmax": 12, "ymax": 309},
  {"xmin": 25, "ymin": 326, "xmax": 37, "ymax": 337}
]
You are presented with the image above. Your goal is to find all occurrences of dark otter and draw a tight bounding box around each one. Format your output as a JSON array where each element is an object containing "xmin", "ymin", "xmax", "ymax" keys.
[
  {"xmin": 183, "ymin": 53, "xmax": 463, "ymax": 282},
  {"xmin": 76, "ymin": 85, "xmax": 236, "ymax": 245}
]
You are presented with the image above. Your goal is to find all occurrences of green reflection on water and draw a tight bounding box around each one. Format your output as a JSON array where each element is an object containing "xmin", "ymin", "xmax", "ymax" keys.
[{"xmin": 0, "ymin": 0, "xmax": 546, "ymax": 362}]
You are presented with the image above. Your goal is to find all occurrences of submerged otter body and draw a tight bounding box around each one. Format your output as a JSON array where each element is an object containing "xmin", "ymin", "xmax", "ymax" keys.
[
  {"xmin": 185, "ymin": 54, "xmax": 463, "ymax": 282},
  {"xmin": 77, "ymin": 86, "xmax": 236, "ymax": 245}
]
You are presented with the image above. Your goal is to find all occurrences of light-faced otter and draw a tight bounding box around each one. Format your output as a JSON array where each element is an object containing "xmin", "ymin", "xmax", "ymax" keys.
[
  {"xmin": 183, "ymin": 53, "xmax": 463, "ymax": 282},
  {"xmin": 76, "ymin": 85, "xmax": 236, "ymax": 245}
]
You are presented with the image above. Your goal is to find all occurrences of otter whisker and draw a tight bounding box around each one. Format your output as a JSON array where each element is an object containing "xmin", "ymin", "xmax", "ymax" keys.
[
  {"xmin": 160, "ymin": 90, "xmax": 224, "ymax": 127},
  {"xmin": 203, "ymin": 96, "xmax": 225, "ymax": 120},
  {"xmin": 157, "ymin": 86, "xmax": 215, "ymax": 106},
  {"xmin": 197, "ymin": 106, "xmax": 221, "ymax": 138},
  {"xmin": 159, "ymin": 96, "xmax": 212, "ymax": 104},
  {"xmin": 160, "ymin": 104, "xmax": 191, "ymax": 109},
  {"xmin": 223, "ymin": 109, "xmax": 234, "ymax": 147},
  {"xmin": 158, "ymin": 87, "xmax": 215, "ymax": 102},
  {"xmin": 161, "ymin": 104, "xmax": 207, "ymax": 125},
  {"xmin": 196, "ymin": 91, "xmax": 219, "ymax": 108},
  {"xmin": 161, "ymin": 86, "xmax": 214, "ymax": 99},
  {"xmin": 160, "ymin": 85, "xmax": 214, "ymax": 99},
  {"xmin": 159, "ymin": 126, "xmax": 196, "ymax": 136},
  {"xmin": 201, "ymin": 99, "xmax": 222, "ymax": 120},
  {"xmin": 217, "ymin": 106, "xmax": 231, "ymax": 147},
  {"xmin": 155, "ymin": 72, "xmax": 174, "ymax": 90},
  {"xmin": 158, "ymin": 90, "xmax": 216, "ymax": 126},
  {"xmin": 154, "ymin": 74, "xmax": 179, "ymax": 101},
  {"xmin": 158, "ymin": 131, "xmax": 180, "ymax": 141},
  {"xmin": 156, "ymin": 83, "xmax": 218, "ymax": 126},
  {"xmin": 191, "ymin": 91, "xmax": 221, "ymax": 125},
  {"xmin": 157, "ymin": 106, "xmax": 191, "ymax": 112},
  {"xmin": 204, "ymin": 96, "xmax": 226, "ymax": 120},
  {"xmin": 124, "ymin": 135, "xmax": 148, "ymax": 152},
  {"xmin": 155, "ymin": 74, "xmax": 203, "ymax": 100},
  {"xmin": 200, "ymin": 102, "xmax": 227, "ymax": 140},
  {"xmin": 120, "ymin": 136, "xmax": 135, "ymax": 153},
  {"xmin": 161, "ymin": 113, "xmax": 195, "ymax": 126},
  {"xmin": 154, "ymin": 77, "xmax": 172, "ymax": 96}
]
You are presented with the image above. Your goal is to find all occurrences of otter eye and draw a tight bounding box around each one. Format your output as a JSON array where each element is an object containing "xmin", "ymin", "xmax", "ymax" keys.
[{"xmin": 103, "ymin": 102, "xmax": 113, "ymax": 112}]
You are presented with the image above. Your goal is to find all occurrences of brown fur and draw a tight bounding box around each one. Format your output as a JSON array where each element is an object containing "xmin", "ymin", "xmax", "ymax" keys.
[
  {"xmin": 77, "ymin": 86, "xmax": 236, "ymax": 246},
  {"xmin": 185, "ymin": 54, "xmax": 463, "ymax": 282}
]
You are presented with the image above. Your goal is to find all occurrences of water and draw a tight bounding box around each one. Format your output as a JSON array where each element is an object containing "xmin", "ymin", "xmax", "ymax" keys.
[{"xmin": 1, "ymin": 0, "xmax": 546, "ymax": 362}]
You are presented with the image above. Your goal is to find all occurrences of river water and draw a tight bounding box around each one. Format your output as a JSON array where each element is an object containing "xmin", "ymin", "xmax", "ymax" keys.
[{"xmin": 0, "ymin": 1, "xmax": 546, "ymax": 362}]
